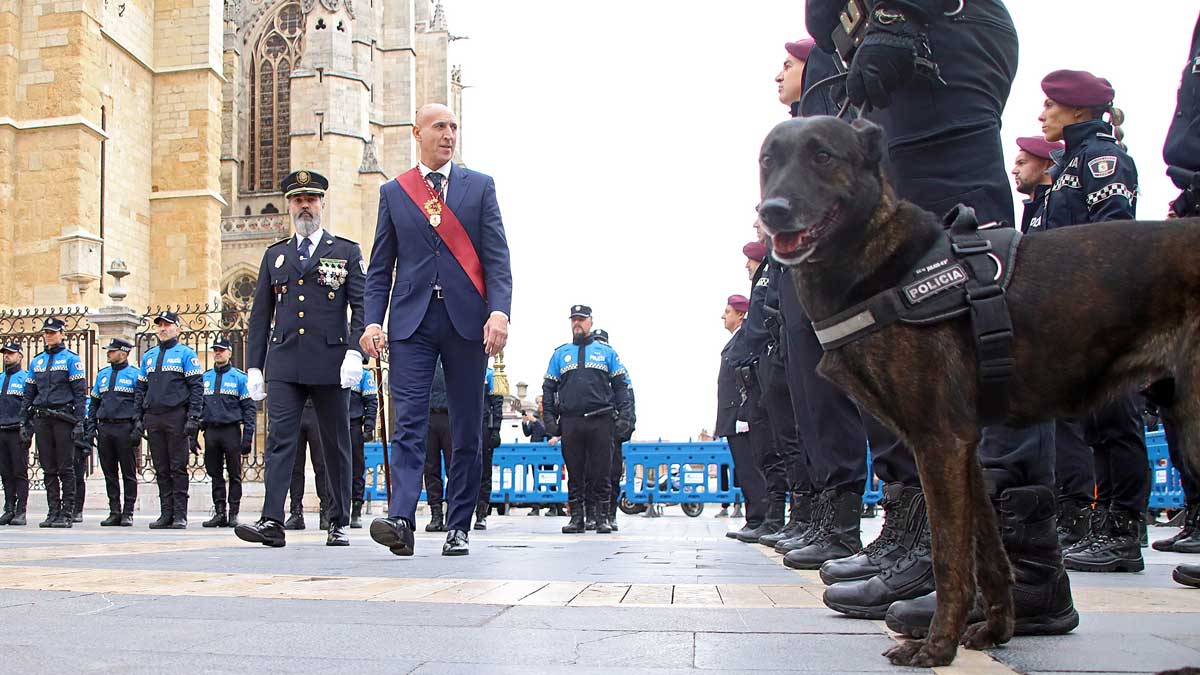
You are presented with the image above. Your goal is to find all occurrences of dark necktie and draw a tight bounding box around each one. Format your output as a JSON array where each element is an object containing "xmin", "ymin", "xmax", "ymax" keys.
[
  {"xmin": 428, "ymin": 172, "xmax": 444, "ymax": 198},
  {"xmin": 298, "ymin": 237, "xmax": 313, "ymax": 272}
]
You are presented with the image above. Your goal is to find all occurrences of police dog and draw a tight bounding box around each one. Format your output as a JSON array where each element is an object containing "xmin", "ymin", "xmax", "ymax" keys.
[{"xmin": 756, "ymin": 116, "xmax": 1200, "ymax": 667}]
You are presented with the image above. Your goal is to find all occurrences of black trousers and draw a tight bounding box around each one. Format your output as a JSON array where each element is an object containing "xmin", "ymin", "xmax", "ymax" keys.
[
  {"xmin": 73, "ymin": 442, "xmax": 88, "ymax": 512},
  {"xmin": 727, "ymin": 431, "xmax": 766, "ymax": 526},
  {"xmin": 203, "ymin": 423, "xmax": 243, "ymax": 507},
  {"xmin": 424, "ymin": 410, "xmax": 452, "ymax": 505},
  {"xmin": 1055, "ymin": 418, "xmax": 1095, "ymax": 503},
  {"xmin": 34, "ymin": 416, "xmax": 75, "ymax": 510},
  {"xmin": 1164, "ymin": 418, "xmax": 1199, "ymax": 503},
  {"xmin": 145, "ymin": 406, "xmax": 189, "ymax": 516},
  {"xmin": 609, "ymin": 436, "xmax": 623, "ymax": 508},
  {"xmin": 96, "ymin": 420, "xmax": 137, "ymax": 513},
  {"xmin": 263, "ymin": 382, "xmax": 351, "ymax": 526},
  {"xmin": 289, "ymin": 405, "xmax": 329, "ymax": 514},
  {"xmin": 1091, "ymin": 396, "xmax": 1150, "ymax": 512},
  {"xmin": 351, "ymin": 417, "xmax": 366, "ymax": 505},
  {"xmin": 0, "ymin": 429, "xmax": 29, "ymax": 509},
  {"xmin": 561, "ymin": 414, "xmax": 614, "ymax": 506},
  {"xmin": 479, "ymin": 442, "xmax": 495, "ymax": 506},
  {"xmin": 747, "ymin": 383, "xmax": 788, "ymax": 497},
  {"xmin": 757, "ymin": 349, "xmax": 811, "ymax": 493}
]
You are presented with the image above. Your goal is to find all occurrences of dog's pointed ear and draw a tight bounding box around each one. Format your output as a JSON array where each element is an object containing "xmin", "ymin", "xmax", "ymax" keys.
[{"xmin": 850, "ymin": 118, "xmax": 884, "ymax": 165}]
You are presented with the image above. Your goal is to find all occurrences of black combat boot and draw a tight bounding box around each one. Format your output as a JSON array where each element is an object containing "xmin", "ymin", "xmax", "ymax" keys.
[
  {"xmin": 474, "ymin": 501, "xmax": 489, "ymax": 531},
  {"xmin": 226, "ymin": 503, "xmax": 239, "ymax": 528},
  {"xmin": 9, "ymin": 496, "xmax": 27, "ymax": 526},
  {"xmin": 609, "ymin": 500, "xmax": 619, "ymax": 532},
  {"xmin": 203, "ymin": 503, "xmax": 227, "ymax": 528},
  {"xmin": 737, "ymin": 493, "xmax": 787, "ymax": 543},
  {"xmin": 100, "ymin": 499, "xmax": 122, "ymax": 527},
  {"xmin": 562, "ymin": 500, "xmax": 585, "ymax": 534},
  {"xmin": 584, "ymin": 502, "xmax": 597, "ymax": 531},
  {"xmin": 595, "ymin": 500, "xmax": 613, "ymax": 534},
  {"xmin": 51, "ymin": 506, "xmax": 73, "ymax": 528},
  {"xmin": 1063, "ymin": 504, "xmax": 1108, "ymax": 555},
  {"xmin": 1156, "ymin": 502, "xmax": 1200, "ymax": 553},
  {"xmin": 821, "ymin": 483, "xmax": 924, "ymax": 585},
  {"xmin": 120, "ymin": 496, "xmax": 135, "ymax": 526},
  {"xmin": 1174, "ymin": 563, "xmax": 1200, "ymax": 588},
  {"xmin": 775, "ymin": 492, "xmax": 832, "ymax": 553},
  {"xmin": 886, "ymin": 485, "xmax": 1079, "ymax": 638},
  {"xmin": 170, "ymin": 496, "xmax": 188, "ymax": 529},
  {"xmin": 0, "ymin": 495, "xmax": 14, "ymax": 525},
  {"xmin": 759, "ymin": 491, "xmax": 814, "ymax": 548},
  {"xmin": 284, "ymin": 509, "xmax": 306, "ymax": 530},
  {"xmin": 149, "ymin": 495, "xmax": 173, "ymax": 529},
  {"xmin": 1056, "ymin": 498, "xmax": 1093, "ymax": 548},
  {"xmin": 783, "ymin": 490, "xmax": 863, "ymax": 569},
  {"xmin": 71, "ymin": 504, "xmax": 83, "ymax": 523},
  {"xmin": 821, "ymin": 519, "xmax": 933, "ymax": 619},
  {"xmin": 350, "ymin": 500, "xmax": 363, "ymax": 529},
  {"xmin": 1064, "ymin": 507, "xmax": 1145, "ymax": 573},
  {"xmin": 319, "ymin": 507, "xmax": 330, "ymax": 531},
  {"xmin": 39, "ymin": 504, "xmax": 59, "ymax": 528},
  {"xmin": 425, "ymin": 503, "xmax": 446, "ymax": 532}
]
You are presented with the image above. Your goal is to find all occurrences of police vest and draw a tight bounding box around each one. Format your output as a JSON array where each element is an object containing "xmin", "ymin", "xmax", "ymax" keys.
[{"xmin": 810, "ymin": 205, "xmax": 1021, "ymax": 425}]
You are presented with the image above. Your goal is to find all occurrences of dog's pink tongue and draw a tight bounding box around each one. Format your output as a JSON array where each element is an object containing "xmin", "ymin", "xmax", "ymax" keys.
[{"xmin": 774, "ymin": 231, "xmax": 803, "ymax": 255}]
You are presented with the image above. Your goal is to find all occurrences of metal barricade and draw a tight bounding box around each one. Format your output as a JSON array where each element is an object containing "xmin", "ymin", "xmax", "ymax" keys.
[
  {"xmin": 622, "ymin": 441, "xmax": 741, "ymax": 506},
  {"xmin": 490, "ymin": 443, "xmax": 568, "ymax": 505},
  {"xmin": 1146, "ymin": 428, "xmax": 1185, "ymax": 511}
]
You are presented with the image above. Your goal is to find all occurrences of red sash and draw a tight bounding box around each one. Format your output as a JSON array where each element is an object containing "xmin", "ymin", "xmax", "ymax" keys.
[{"xmin": 395, "ymin": 167, "xmax": 487, "ymax": 300}]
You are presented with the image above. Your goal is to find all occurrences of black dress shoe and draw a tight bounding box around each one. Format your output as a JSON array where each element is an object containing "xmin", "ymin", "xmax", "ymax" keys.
[
  {"xmin": 234, "ymin": 518, "xmax": 286, "ymax": 548},
  {"xmin": 443, "ymin": 529, "xmax": 469, "ymax": 556},
  {"xmin": 370, "ymin": 516, "xmax": 414, "ymax": 556},
  {"xmin": 326, "ymin": 525, "xmax": 350, "ymax": 546}
]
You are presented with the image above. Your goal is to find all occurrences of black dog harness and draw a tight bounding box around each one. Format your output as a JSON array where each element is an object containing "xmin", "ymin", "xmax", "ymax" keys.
[{"xmin": 810, "ymin": 205, "xmax": 1021, "ymax": 425}]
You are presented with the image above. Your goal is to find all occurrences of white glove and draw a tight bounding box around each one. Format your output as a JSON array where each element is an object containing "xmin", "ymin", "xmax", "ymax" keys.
[
  {"xmin": 340, "ymin": 351, "xmax": 363, "ymax": 389},
  {"xmin": 735, "ymin": 420, "xmax": 749, "ymax": 434},
  {"xmin": 247, "ymin": 368, "xmax": 267, "ymax": 401}
]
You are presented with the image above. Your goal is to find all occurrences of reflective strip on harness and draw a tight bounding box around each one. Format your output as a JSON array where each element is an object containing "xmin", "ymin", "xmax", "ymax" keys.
[{"xmin": 814, "ymin": 309, "xmax": 877, "ymax": 348}]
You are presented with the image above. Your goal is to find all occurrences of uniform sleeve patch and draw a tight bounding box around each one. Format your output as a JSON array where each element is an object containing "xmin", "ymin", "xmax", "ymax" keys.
[
  {"xmin": 360, "ymin": 259, "xmax": 367, "ymax": 274},
  {"xmin": 1088, "ymin": 156, "xmax": 1118, "ymax": 178}
]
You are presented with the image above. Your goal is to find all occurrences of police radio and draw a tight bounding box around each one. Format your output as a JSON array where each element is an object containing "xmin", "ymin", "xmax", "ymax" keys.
[{"xmin": 831, "ymin": 0, "xmax": 870, "ymax": 64}]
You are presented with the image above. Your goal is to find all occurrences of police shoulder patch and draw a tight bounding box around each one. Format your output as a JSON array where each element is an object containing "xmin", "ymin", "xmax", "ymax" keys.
[{"xmin": 1088, "ymin": 155, "xmax": 1118, "ymax": 179}]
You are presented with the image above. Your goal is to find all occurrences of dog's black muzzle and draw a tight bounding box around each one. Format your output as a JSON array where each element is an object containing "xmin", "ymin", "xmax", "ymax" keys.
[{"xmin": 758, "ymin": 197, "xmax": 793, "ymax": 231}]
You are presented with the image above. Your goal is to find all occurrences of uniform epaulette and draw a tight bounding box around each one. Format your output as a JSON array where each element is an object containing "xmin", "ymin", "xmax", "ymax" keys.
[
  {"xmin": 268, "ymin": 237, "xmax": 292, "ymax": 248},
  {"xmin": 334, "ymin": 234, "xmax": 359, "ymax": 246}
]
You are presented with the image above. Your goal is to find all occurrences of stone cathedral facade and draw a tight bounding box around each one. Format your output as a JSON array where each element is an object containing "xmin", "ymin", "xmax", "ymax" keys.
[{"xmin": 0, "ymin": 0, "xmax": 461, "ymax": 312}]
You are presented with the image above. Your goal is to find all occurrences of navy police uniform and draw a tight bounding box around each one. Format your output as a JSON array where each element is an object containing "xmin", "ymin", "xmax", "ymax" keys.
[
  {"xmin": 135, "ymin": 312, "xmax": 204, "ymax": 527},
  {"xmin": 23, "ymin": 319, "xmax": 87, "ymax": 527},
  {"xmin": 542, "ymin": 305, "xmax": 633, "ymax": 533},
  {"xmin": 591, "ymin": 329, "xmax": 636, "ymax": 531},
  {"xmin": 200, "ymin": 339, "xmax": 256, "ymax": 527},
  {"xmin": 716, "ymin": 319, "xmax": 768, "ymax": 532},
  {"xmin": 0, "ymin": 344, "xmax": 31, "ymax": 524},
  {"xmin": 349, "ymin": 368, "xmax": 378, "ymax": 526},
  {"xmin": 1164, "ymin": 13, "xmax": 1200, "ymax": 218},
  {"xmin": 287, "ymin": 400, "xmax": 329, "ymax": 529},
  {"xmin": 86, "ymin": 338, "xmax": 142, "ymax": 524},
  {"xmin": 245, "ymin": 169, "xmax": 365, "ymax": 538}
]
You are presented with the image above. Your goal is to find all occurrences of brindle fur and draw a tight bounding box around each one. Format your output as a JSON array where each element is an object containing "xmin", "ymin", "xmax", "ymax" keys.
[{"xmin": 756, "ymin": 116, "xmax": 1200, "ymax": 667}]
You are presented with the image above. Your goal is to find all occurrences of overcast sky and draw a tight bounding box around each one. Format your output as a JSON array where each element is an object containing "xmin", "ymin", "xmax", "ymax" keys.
[{"xmin": 442, "ymin": 1, "xmax": 1198, "ymax": 442}]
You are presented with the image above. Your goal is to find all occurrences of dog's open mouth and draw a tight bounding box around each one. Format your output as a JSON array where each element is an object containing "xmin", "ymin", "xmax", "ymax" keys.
[{"xmin": 772, "ymin": 204, "xmax": 840, "ymax": 260}]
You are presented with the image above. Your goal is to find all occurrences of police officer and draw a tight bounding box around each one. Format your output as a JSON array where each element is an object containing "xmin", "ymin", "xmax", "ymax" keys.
[
  {"xmin": 716, "ymin": 295, "xmax": 769, "ymax": 540},
  {"xmin": 199, "ymin": 338, "xmax": 255, "ymax": 528},
  {"xmin": 23, "ymin": 318, "xmax": 87, "ymax": 528},
  {"xmin": 1033, "ymin": 69, "xmax": 1149, "ymax": 575},
  {"xmin": 1011, "ymin": 136, "xmax": 1063, "ymax": 233},
  {"xmin": 542, "ymin": 305, "xmax": 634, "ymax": 534},
  {"xmin": 287, "ymin": 400, "xmax": 329, "ymax": 530},
  {"xmin": 475, "ymin": 364, "xmax": 504, "ymax": 530},
  {"xmin": 237, "ymin": 169, "xmax": 365, "ymax": 548},
  {"xmin": 591, "ymin": 328, "xmax": 636, "ymax": 532},
  {"xmin": 85, "ymin": 338, "xmax": 141, "ymax": 526},
  {"xmin": 424, "ymin": 357, "xmax": 452, "ymax": 532},
  {"xmin": 135, "ymin": 311, "xmax": 203, "ymax": 529},
  {"xmin": 0, "ymin": 343, "xmax": 31, "ymax": 526},
  {"xmin": 349, "ymin": 366, "xmax": 378, "ymax": 529},
  {"xmin": 801, "ymin": 0, "xmax": 1076, "ymax": 638}
]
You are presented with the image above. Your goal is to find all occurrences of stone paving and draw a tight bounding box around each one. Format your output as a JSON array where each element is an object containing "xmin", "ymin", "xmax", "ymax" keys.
[{"xmin": 0, "ymin": 504, "xmax": 1198, "ymax": 674}]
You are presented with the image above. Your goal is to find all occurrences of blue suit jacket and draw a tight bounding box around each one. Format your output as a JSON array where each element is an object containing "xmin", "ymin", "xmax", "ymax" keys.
[{"xmin": 365, "ymin": 164, "xmax": 513, "ymax": 342}]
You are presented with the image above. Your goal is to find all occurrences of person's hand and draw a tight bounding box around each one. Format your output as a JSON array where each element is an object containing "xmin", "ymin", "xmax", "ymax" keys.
[
  {"xmin": 19, "ymin": 425, "xmax": 32, "ymax": 449},
  {"xmin": 548, "ymin": 436, "xmax": 559, "ymax": 446},
  {"xmin": 489, "ymin": 430, "xmax": 502, "ymax": 448},
  {"xmin": 340, "ymin": 351, "xmax": 364, "ymax": 389},
  {"xmin": 483, "ymin": 313, "xmax": 508, "ymax": 356},
  {"xmin": 544, "ymin": 417, "xmax": 560, "ymax": 438},
  {"xmin": 247, "ymin": 368, "xmax": 267, "ymax": 401},
  {"xmin": 363, "ymin": 424, "xmax": 375, "ymax": 442},
  {"xmin": 184, "ymin": 418, "xmax": 200, "ymax": 436},
  {"xmin": 128, "ymin": 421, "xmax": 143, "ymax": 447},
  {"xmin": 846, "ymin": 9, "xmax": 923, "ymax": 109},
  {"xmin": 240, "ymin": 438, "xmax": 253, "ymax": 456},
  {"xmin": 189, "ymin": 435, "xmax": 200, "ymax": 456},
  {"xmin": 360, "ymin": 325, "xmax": 387, "ymax": 359},
  {"xmin": 614, "ymin": 417, "xmax": 633, "ymax": 442}
]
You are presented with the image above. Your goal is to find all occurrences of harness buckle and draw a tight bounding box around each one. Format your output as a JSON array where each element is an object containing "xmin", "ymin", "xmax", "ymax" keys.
[{"xmin": 951, "ymin": 239, "xmax": 991, "ymax": 255}]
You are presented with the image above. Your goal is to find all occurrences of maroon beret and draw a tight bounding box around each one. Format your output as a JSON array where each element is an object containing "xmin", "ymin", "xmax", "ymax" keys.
[
  {"xmin": 1040, "ymin": 69, "xmax": 1114, "ymax": 108},
  {"xmin": 742, "ymin": 241, "xmax": 767, "ymax": 262},
  {"xmin": 785, "ymin": 38, "xmax": 815, "ymax": 62},
  {"xmin": 727, "ymin": 294, "xmax": 750, "ymax": 313},
  {"xmin": 1015, "ymin": 136, "xmax": 1063, "ymax": 160}
]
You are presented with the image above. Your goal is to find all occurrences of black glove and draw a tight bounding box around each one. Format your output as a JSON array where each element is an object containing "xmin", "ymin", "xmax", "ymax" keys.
[
  {"xmin": 363, "ymin": 425, "xmax": 375, "ymax": 442},
  {"xmin": 184, "ymin": 418, "xmax": 200, "ymax": 436},
  {"xmin": 805, "ymin": 0, "xmax": 843, "ymax": 53},
  {"xmin": 72, "ymin": 422, "xmax": 84, "ymax": 442},
  {"xmin": 199, "ymin": 420, "xmax": 208, "ymax": 432},
  {"xmin": 128, "ymin": 421, "xmax": 143, "ymax": 447},
  {"xmin": 544, "ymin": 417, "xmax": 560, "ymax": 438},
  {"xmin": 240, "ymin": 438, "xmax": 253, "ymax": 456},
  {"xmin": 614, "ymin": 417, "xmax": 634, "ymax": 442},
  {"xmin": 19, "ymin": 425, "xmax": 33, "ymax": 447},
  {"xmin": 846, "ymin": 9, "xmax": 924, "ymax": 109},
  {"xmin": 1171, "ymin": 189, "xmax": 1199, "ymax": 218},
  {"xmin": 188, "ymin": 434, "xmax": 200, "ymax": 456},
  {"xmin": 489, "ymin": 430, "xmax": 502, "ymax": 448}
]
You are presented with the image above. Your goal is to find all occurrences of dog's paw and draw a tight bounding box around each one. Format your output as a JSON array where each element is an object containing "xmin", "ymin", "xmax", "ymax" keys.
[
  {"xmin": 961, "ymin": 619, "xmax": 1013, "ymax": 650},
  {"xmin": 884, "ymin": 638, "xmax": 957, "ymax": 667}
]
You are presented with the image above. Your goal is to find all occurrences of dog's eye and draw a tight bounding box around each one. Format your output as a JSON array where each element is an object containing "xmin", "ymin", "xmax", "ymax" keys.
[
  {"xmin": 813, "ymin": 151, "xmax": 832, "ymax": 165},
  {"xmin": 760, "ymin": 154, "xmax": 772, "ymax": 169}
]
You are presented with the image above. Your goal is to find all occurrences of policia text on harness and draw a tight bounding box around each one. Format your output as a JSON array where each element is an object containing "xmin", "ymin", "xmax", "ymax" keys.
[{"xmin": 809, "ymin": 205, "xmax": 1020, "ymax": 425}]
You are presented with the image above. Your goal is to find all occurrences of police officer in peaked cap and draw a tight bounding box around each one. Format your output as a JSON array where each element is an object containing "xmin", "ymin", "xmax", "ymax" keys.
[{"xmin": 85, "ymin": 337, "xmax": 142, "ymax": 526}]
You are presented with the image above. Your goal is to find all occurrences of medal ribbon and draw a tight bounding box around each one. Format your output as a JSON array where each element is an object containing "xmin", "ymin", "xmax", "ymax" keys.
[{"xmin": 395, "ymin": 167, "xmax": 487, "ymax": 300}]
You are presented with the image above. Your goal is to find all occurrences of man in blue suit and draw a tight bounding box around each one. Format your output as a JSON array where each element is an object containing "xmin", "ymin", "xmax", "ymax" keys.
[{"xmin": 360, "ymin": 103, "xmax": 513, "ymax": 557}]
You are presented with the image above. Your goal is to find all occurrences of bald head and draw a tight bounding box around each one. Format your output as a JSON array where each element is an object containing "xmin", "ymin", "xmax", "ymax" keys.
[{"xmin": 414, "ymin": 104, "xmax": 458, "ymax": 169}]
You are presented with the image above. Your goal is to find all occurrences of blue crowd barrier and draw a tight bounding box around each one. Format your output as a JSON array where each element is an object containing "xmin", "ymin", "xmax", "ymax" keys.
[
  {"xmin": 622, "ymin": 441, "xmax": 741, "ymax": 505},
  {"xmin": 490, "ymin": 444, "xmax": 568, "ymax": 504},
  {"xmin": 1146, "ymin": 428, "xmax": 1185, "ymax": 511}
]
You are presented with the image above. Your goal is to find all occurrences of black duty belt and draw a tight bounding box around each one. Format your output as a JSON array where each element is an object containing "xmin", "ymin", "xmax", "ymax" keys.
[
  {"xmin": 98, "ymin": 418, "xmax": 134, "ymax": 424},
  {"xmin": 810, "ymin": 205, "xmax": 1019, "ymax": 425}
]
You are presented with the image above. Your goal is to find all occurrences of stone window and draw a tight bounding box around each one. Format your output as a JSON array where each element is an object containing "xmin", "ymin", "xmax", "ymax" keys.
[{"xmin": 247, "ymin": 2, "xmax": 305, "ymax": 192}]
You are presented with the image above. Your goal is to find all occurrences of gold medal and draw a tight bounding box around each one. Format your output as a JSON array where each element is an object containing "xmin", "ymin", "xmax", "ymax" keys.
[{"xmin": 424, "ymin": 198, "xmax": 443, "ymax": 228}]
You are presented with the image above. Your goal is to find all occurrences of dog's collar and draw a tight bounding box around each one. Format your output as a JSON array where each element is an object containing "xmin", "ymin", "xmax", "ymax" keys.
[{"xmin": 810, "ymin": 205, "xmax": 1022, "ymax": 424}]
